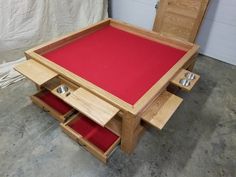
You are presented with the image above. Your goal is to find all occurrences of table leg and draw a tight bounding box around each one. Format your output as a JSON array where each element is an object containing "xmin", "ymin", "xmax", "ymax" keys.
[
  {"xmin": 35, "ymin": 84, "xmax": 41, "ymax": 91},
  {"xmin": 187, "ymin": 60, "xmax": 196, "ymax": 71},
  {"xmin": 121, "ymin": 112, "xmax": 144, "ymax": 154}
]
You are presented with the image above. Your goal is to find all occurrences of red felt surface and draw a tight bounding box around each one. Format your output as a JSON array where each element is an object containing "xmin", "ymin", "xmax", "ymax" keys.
[
  {"xmin": 69, "ymin": 115, "xmax": 119, "ymax": 152},
  {"xmin": 37, "ymin": 90, "xmax": 72, "ymax": 115},
  {"xmin": 43, "ymin": 26, "xmax": 187, "ymax": 105}
]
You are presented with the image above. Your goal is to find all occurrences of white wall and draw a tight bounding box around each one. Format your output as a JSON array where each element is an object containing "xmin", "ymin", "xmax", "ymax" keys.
[
  {"xmin": 196, "ymin": 0, "xmax": 236, "ymax": 65},
  {"xmin": 111, "ymin": 0, "xmax": 236, "ymax": 65},
  {"xmin": 111, "ymin": 0, "xmax": 157, "ymax": 29}
]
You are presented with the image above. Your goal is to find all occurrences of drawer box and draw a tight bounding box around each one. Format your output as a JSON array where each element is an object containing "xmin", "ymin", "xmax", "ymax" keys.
[
  {"xmin": 31, "ymin": 90, "xmax": 75, "ymax": 122},
  {"xmin": 61, "ymin": 114, "xmax": 121, "ymax": 163}
]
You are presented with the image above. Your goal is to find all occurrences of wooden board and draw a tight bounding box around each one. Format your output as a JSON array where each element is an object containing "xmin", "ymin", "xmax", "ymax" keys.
[
  {"xmin": 64, "ymin": 88, "xmax": 120, "ymax": 127},
  {"xmin": 140, "ymin": 91, "xmax": 183, "ymax": 130},
  {"xmin": 171, "ymin": 69, "xmax": 200, "ymax": 91},
  {"xmin": 153, "ymin": 0, "xmax": 210, "ymax": 42},
  {"xmin": 14, "ymin": 59, "xmax": 57, "ymax": 85}
]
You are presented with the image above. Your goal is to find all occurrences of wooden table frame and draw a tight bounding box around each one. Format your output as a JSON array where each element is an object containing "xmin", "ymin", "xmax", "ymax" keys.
[{"xmin": 23, "ymin": 18, "xmax": 199, "ymax": 154}]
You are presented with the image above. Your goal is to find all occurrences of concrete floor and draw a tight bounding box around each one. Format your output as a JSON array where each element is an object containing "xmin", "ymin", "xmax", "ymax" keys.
[{"xmin": 0, "ymin": 55, "xmax": 235, "ymax": 177}]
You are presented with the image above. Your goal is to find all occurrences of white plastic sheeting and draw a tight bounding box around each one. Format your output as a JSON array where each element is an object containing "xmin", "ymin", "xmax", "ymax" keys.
[
  {"xmin": 0, "ymin": 0, "xmax": 107, "ymax": 88},
  {"xmin": 0, "ymin": 57, "xmax": 26, "ymax": 88},
  {"xmin": 0, "ymin": 0, "xmax": 108, "ymax": 57}
]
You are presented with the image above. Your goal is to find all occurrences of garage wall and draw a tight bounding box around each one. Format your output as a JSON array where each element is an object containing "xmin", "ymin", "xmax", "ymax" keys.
[
  {"xmin": 196, "ymin": 0, "xmax": 236, "ymax": 65},
  {"xmin": 110, "ymin": 0, "xmax": 157, "ymax": 29},
  {"xmin": 111, "ymin": 0, "xmax": 236, "ymax": 65}
]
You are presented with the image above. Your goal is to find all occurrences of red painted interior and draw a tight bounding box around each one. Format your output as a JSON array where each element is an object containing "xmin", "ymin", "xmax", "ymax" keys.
[
  {"xmin": 37, "ymin": 90, "xmax": 72, "ymax": 115},
  {"xmin": 43, "ymin": 26, "xmax": 187, "ymax": 105},
  {"xmin": 69, "ymin": 115, "xmax": 119, "ymax": 152}
]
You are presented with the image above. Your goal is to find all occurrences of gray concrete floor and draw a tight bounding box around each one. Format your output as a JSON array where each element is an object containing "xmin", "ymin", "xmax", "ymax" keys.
[{"xmin": 0, "ymin": 55, "xmax": 235, "ymax": 177}]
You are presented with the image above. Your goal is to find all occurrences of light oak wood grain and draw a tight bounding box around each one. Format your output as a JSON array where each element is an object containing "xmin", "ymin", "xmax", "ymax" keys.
[
  {"xmin": 153, "ymin": 0, "xmax": 210, "ymax": 42},
  {"xmin": 14, "ymin": 59, "xmax": 57, "ymax": 86},
  {"xmin": 141, "ymin": 91, "xmax": 183, "ymax": 130},
  {"xmin": 64, "ymin": 88, "xmax": 120, "ymax": 127}
]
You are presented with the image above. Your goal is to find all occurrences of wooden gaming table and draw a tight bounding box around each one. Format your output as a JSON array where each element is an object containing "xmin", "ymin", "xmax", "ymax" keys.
[{"xmin": 15, "ymin": 18, "xmax": 200, "ymax": 163}]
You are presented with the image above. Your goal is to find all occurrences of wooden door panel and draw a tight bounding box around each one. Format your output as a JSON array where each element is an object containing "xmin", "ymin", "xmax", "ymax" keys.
[{"xmin": 153, "ymin": 0, "xmax": 210, "ymax": 42}]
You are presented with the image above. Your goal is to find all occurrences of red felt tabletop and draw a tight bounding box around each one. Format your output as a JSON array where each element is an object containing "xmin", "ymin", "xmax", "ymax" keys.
[{"xmin": 43, "ymin": 26, "xmax": 186, "ymax": 105}]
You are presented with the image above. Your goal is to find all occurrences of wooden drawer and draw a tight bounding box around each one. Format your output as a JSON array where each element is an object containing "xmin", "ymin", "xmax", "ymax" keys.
[
  {"xmin": 61, "ymin": 113, "xmax": 121, "ymax": 163},
  {"xmin": 31, "ymin": 90, "xmax": 75, "ymax": 122}
]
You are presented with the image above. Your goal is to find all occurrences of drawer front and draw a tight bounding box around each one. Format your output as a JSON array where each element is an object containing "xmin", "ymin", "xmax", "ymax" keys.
[
  {"xmin": 14, "ymin": 59, "xmax": 58, "ymax": 86},
  {"xmin": 61, "ymin": 114, "xmax": 120, "ymax": 163},
  {"xmin": 31, "ymin": 90, "xmax": 75, "ymax": 122}
]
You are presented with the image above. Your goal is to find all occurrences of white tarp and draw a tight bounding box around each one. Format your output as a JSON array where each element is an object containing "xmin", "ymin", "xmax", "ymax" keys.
[
  {"xmin": 0, "ymin": 0, "xmax": 107, "ymax": 88},
  {"xmin": 0, "ymin": 0, "xmax": 108, "ymax": 62}
]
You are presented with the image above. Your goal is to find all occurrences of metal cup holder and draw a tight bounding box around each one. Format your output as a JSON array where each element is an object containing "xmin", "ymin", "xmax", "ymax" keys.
[
  {"xmin": 185, "ymin": 72, "xmax": 195, "ymax": 80},
  {"xmin": 56, "ymin": 85, "xmax": 69, "ymax": 94},
  {"xmin": 178, "ymin": 71, "xmax": 196, "ymax": 87},
  {"xmin": 179, "ymin": 78, "xmax": 190, "ymax": 87}
]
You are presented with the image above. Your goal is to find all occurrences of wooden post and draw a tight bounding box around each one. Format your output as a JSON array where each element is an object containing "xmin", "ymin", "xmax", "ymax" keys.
[{"xmin": 121, "ymin": 112, "xmax": 143, "ymax": 154}]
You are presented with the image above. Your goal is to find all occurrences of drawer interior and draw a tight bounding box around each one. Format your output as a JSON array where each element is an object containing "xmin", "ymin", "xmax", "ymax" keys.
[
  {"xmin": 67, "ymin": 115, "xmax": 120, "ymax": 153},
  {"xmin": 32, "ymin": 90, "xmax": 75, "ymax": 122},
  {"xmin": 35, "ymin": 90, "xmax": 73, "ymax": 115},
  {"xmin": 61, "ymin": 114, "xmax": 120, "ymax": 162}
]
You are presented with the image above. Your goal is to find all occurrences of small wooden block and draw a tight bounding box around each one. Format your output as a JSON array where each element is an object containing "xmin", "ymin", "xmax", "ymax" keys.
[
  {"xmin": 171, "ymin": 69, "xmax": 200, "ymax": 91},
  {"xmin": 64, "ymin": 88, "xmax": 120, "ymax": 127},
  {"xmin": 141, "ymin": 91, "xmax": 183, "ymax": 130},
  {"xmin": 14, "ymin": 59, "xmax": 57, "ymax": 85}
]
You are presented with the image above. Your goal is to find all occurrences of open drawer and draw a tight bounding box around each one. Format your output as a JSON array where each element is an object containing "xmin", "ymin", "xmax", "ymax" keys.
[
  {"xmin": 14, "ymin": 59, "xmax": 58, "ymax": 86},
  {"xmin": 140, "ymin": 91, "xmax": 183, "ymax": 130},
  {"xmin": 61, "ymin": 113, "xmax": 121, "ymax": 163},
  {"xmin": 31, "ymin": 90, "xmax": 75, "ymax": 122}
]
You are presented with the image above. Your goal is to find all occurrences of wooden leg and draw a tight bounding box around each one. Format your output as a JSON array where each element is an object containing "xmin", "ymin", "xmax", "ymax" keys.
[
  {"xmin": 35, "ymin": 84, "xmax": 41, "ymax": 91},
  {"xmin": 121, "ymin": 112, "xmax": 144, "ymax": 154},
  {"xmin": 187, "ymin": 60, "xmax": 196, "ymax": 71}
]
